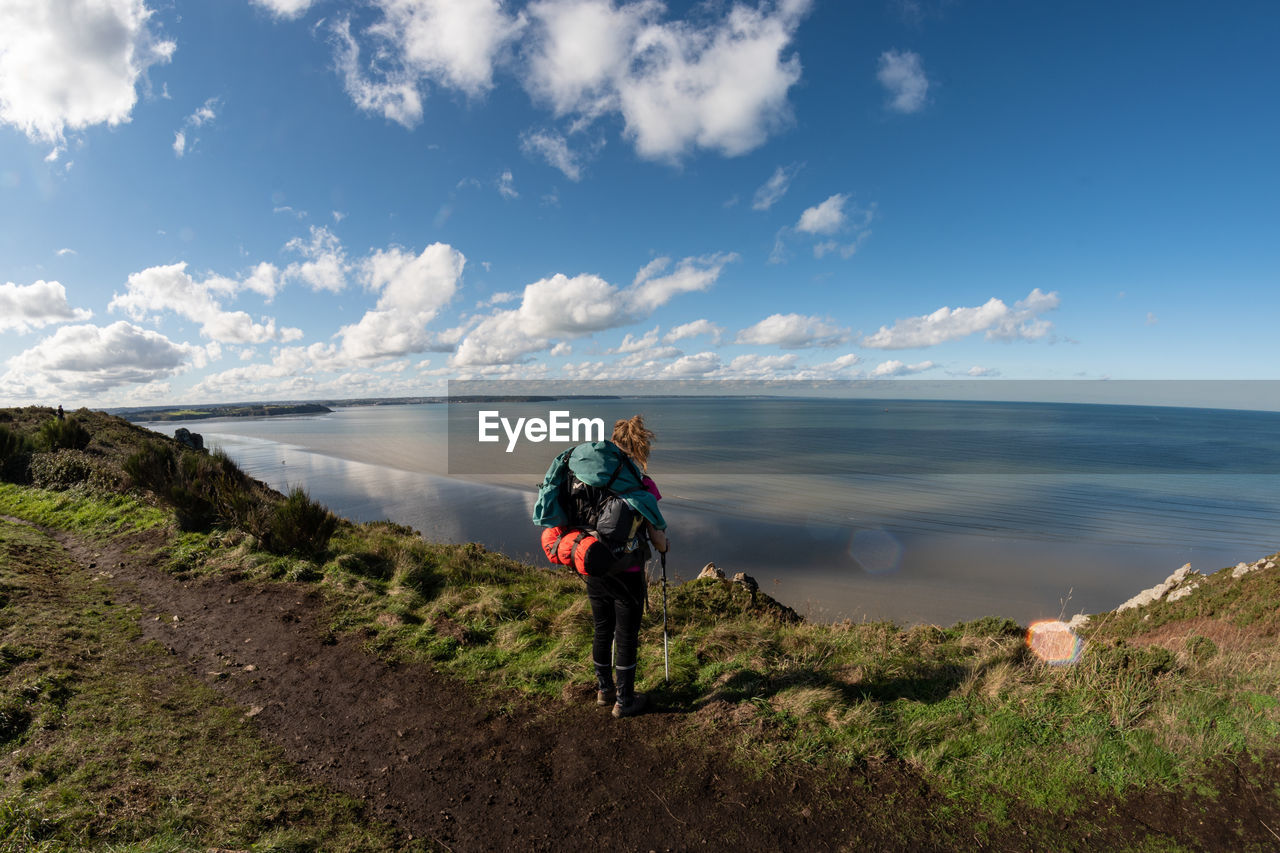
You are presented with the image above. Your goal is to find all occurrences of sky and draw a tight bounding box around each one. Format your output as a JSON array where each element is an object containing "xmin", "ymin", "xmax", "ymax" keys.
[{"xmin": 1, "ymin": 0, "xmax": 1277, "ymax": 407}]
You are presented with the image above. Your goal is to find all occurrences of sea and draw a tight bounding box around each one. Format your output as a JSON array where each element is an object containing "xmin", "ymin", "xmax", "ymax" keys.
[{"xmin": 141, "ymin": 397, "xmax": 1280, "ymax": 627}]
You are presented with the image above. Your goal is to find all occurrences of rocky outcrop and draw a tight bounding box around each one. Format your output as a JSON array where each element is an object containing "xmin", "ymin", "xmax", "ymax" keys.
[
  {"xmin": 698, "ymin": 562, "xmax": 725, "ymax": 580},
  {"xmin": 1116, "ymin": 563, "xmax": 1198, "ymax": 612},
  {"xmin": 174, "ymin": 427, "xmax": 204, "ymax": 451},
  {"xmin": 1232, "ymin": 558, "xmax": 1277, "ymax": 579}
]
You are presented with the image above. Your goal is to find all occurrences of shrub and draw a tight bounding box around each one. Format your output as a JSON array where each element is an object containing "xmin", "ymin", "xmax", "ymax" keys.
[
  {"xmin": 27, "ymin": 451, "xmax": 94, "ymax": 491},
  {"xmin": 123, "ymin": 441, "xmax": 178, "ymax": 494},
  {"xmin": 267, "ymin": 487, "xmax": 336, "ymax": 560},
  {"xmin": 37, "ymin": 418, "xmax": 90, "ymax": 452},
  {"xmin": 0, "ymin": 425, "xmax": 34, "ymax": 483}
]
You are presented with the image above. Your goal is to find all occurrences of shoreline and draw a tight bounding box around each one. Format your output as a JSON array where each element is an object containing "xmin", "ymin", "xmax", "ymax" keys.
[{"xmin": 168, "ymin": 422, "xmax": 1273, "ymax": 628}]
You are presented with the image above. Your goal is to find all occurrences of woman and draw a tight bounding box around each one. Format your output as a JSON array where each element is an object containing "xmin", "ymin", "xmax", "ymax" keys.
[{"xmin": 591, "ymin": 415, "xmax": 668, "ymax": 718}]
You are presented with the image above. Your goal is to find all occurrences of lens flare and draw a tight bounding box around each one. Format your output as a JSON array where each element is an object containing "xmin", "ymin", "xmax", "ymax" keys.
[
  {"xmin": 848, "ymin": 528, "xmax": 904, "ymax": 575},
  {"xmin": 1026, "ymin": 620, "xmax": 1084, "ymax": 665}
]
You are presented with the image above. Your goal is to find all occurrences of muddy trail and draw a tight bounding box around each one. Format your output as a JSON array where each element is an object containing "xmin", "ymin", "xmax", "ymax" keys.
[{"xmin": 45, "ymin": 527, "xmax": 1280, "ymax": 852}]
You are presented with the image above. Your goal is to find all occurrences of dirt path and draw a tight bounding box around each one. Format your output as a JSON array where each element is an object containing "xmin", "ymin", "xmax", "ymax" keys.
[
  {"xmin": 45, "ymin": 527, "xmax": 1280, "ymax": 852},
  {"xmin": 56, "ymin": 529, "xmax": 955, "ymax": 852}
]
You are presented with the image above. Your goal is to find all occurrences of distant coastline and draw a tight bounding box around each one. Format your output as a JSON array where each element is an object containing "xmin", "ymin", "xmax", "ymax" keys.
[
  {"xmin": 116, "ymin": 394, "xmax": 624, "ymax": 423},
  {"xmin": 122, "ymin": 403, "xmax": 333, "ymax": 422}
]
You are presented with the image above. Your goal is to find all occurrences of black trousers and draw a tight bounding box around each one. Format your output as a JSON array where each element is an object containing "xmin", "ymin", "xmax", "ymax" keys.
[{"xmin": 585, "ymin": 570, "xmax": 646, "ymax": 671}]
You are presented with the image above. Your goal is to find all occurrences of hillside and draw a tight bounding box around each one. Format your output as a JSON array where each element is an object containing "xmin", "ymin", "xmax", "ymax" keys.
[{"xmin": 1, "ymin": 406, "xmax": 1278, "ymax": 851}]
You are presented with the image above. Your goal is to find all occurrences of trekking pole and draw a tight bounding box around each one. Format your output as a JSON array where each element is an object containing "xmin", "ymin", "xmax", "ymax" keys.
[{"xmin": 661, "ymin": 549, "xmax": 669, "ymax": 683}]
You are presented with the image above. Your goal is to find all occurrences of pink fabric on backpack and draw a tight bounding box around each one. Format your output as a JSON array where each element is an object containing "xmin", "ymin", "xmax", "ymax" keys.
[{"xmin": 641, "ymin": 476, "xmax": 661, "ymax": 501}]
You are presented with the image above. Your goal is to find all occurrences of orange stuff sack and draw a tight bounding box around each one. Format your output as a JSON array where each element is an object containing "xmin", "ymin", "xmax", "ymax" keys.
[{"xmin": 540, "ymin": 526, "xmax": 615, "ymax": 576}]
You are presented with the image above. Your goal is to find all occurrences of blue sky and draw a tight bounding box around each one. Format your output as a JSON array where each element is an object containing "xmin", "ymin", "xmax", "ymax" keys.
[{"xmin": 1, "ymin": 0, "xmax": 1277, "ymax": 406}]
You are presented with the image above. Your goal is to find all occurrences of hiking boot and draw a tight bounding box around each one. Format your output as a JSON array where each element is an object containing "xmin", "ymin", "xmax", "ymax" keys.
[
  {"xmin": 612, "ymin": 666, "xmax": 646, "ymax": 717},
  {"xmin": 612, "ymin": 692, "xmax": 647, "ymax": 718},
  {"xmin": 594, "ymin": 663, "xmax": 615, "ymax": 707}
]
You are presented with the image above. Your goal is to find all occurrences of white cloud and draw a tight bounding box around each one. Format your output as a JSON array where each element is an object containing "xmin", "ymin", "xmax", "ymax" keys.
[
  {"xmin": 2, "ymin": 321, "xmax": 195, "ymax": 396},
  {"xmin": 187, "ymin": 97, "xmax": 218, "ymax": 126},
  {"xmin": 966, "ymin": 365, "xmax": 999, "ymax": 377},
  {"xmin": 251, "ymin": 0, "xmax": 315, "ymax": 20},
  {"xmin": 752, "ymin": 162, "xmax": 800, "ymax": 211},
  {"xmin": 0, "ymin": 0, "xmax": 175, "ymax": 143},
  {"xmin": 283, "ymin": 226, "xmax": 349, "ymax": 292},
  {"xmin": 497, "ymin": 169, "xmax": 518, "ymax": 199},
  {"xmin": 0, "ymin": 280, "xmax": 93, "ymax": 333},
  {"xmin": 660, "ymin": 351, "xmax": 722, "ymax": 377},
  {"xmin": 720, "ymin": 352, "xmax": 799, "ymax": 377},
  {"xmin": 56, "ymin": 248, "xmax": 76, "ymax": 257},
  {"xmin": 612, "ymin": 0, "xmax": 811, "ymax": 160},
  {"xmin": 333, "ymin": 0, "xmax": 524, "ymax": 128},
  {"xmin": 109, "ymin": 263, "xmax": 303, "ymax": 344},
  {"xmin": 452, "ymin": 252, "xmax": 734, "ymax": 367},
  {"xmin": 796, "ymin": 193, "xmax": 848, "ymax": 235},
  {"xmin": 521, "ymin": 129, "xmax": 583, "ymax": 181},
  {"xmin": 862, "ymin": 289, "xmax": 1061, "ymax": 349},
  {"xmin": 338, "ymin": 243, "xmax": 466, "ymax": 360},
  {"xmin": 336, "ymin": 0, "xmax": 811, "ymax": 163},
  {"xmin": 870, "ymin": 359, "xmax": 935, "ymax": 377},
  {"xmin": 735, "ymin": 313, "xmax": 847, "ymax": 348},
  {"xmin": 172, "ymin": 130, "xmax": 186, "ymax": 157},
  {"xmin": 523, "ymin": 0, "xmax": 646, "ymax": 117},
  {"xmin": 611, "ymin": 326, "xmax": 661, "ymax": 354},
  {"xmin": 877, "ymin": 49, "xmax": 929, "ymax": 114},
  {"xmin": 664, "ymin": 318, "xmax": 722, "ymax": 345}
]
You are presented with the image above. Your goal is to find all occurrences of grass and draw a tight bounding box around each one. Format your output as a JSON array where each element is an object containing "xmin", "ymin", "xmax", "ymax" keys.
[
  {"xmin": 1, "ymin": 406, "xmax": 1278, "ymax": 842},
  {"xmin": 0, "ymin": 518, "xmax": 420, "ymax": 852}
]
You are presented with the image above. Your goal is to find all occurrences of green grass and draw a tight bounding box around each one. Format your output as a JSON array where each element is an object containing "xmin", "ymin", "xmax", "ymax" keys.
[
  {"xmin": 0, "ymin": 483, "xmax": 168, "ymax": 536},
  {"xmin": 0, "ymin": 519, "xmax": 420, "ymax": 852}
]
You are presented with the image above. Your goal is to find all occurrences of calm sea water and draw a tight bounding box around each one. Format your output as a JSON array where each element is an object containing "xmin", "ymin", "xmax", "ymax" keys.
[{"xmin": 144, "ymin": 399, "xmax": 1280, "ymax": 626}]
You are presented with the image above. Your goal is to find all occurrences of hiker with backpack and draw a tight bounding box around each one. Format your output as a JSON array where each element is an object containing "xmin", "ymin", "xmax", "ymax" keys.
[{"xmin": 532, "ymin": 415, "xmax": 668, "ymax": 718}]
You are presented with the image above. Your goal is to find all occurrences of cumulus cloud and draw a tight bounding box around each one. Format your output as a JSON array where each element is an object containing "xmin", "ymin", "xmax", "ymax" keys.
[
  {"xmin": 862, "ymin": 288, "xmax": 1061, "ymax": 349},
  {"xmin": 337, "ymin": 243, "xmax": 466, "ymax": 360},
  {"xmin": 664, "ymin": 318, "xmax": 723, "ymax": 345},
  {"xmin": 2, "ymin": 321, "xmax": 195, "ymax": 396},
  {"xmin": 336, "ymin": 0, "xmax": 811, "ymax": 163},
  {"xmin": 870, "ymin": 358, "xmax": 935, "ymax": 377},
  {"xmin": 109, "ymin": 262, "xmax": 303, "ymax": 344},
  {"xmin": 877, "ymin": 49, "xmax": 929, "ymax": 114},
  {"xmin": 660, "ymin": 351, "xmax": 722, "ymax": 377},
  {"xmin": 452, "ymin": 252, "xmax": 734, "ymax": 367},
  {"xmin": 735, "ymin": 313, "xmax": 847, "ymax": 348},
  {"xmin": 333, "ymin": 0, "xmax": 524, "ymax": 129},
  {"xmin": 521, "ymin": 129, "xmax": 584, "ymax": 181},
  {"xmin": 721, "ymin": 352, "xmax": 799, "ymax": 377},
  {"xmin": 796, "ymin": 193, "xmax": 847, "ymax": 235},
  {"xmin": 172, "ymin": 130, "xmax": 186, "ymax": 157},
  {"xmin": 774, "ymin": 193, "xmax": 875, "ymax": 261},
  {"xmin": 0, "ymin": 0, "xmax": 175, "ymax": 143},
  {"xmin": 752, "ymin": 162, "xmax": 801, "ymax": 210},
  {"xmin": 283, "ymin": 225, "xmax": 349, "ymax": 292},
  {"xmin": 0, "ymin": 280, "xmax": 93, "ymax": 333}
]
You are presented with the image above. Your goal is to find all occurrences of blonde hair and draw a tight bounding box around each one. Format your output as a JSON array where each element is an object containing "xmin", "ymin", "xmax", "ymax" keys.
[{"xmin": 612, "ymin": 414, "xmax": 655, "ymax": 472}]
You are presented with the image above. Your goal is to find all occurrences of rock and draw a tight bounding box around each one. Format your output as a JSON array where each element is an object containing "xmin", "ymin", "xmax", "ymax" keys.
[
  {"xmin": 1117, "ymin": 563, "xmax": 1197, "ymax": 612},
  {"xmin": 1166, "ymin": 582, "xmax": 1199, "ymax": 603},
  {"xmin": 1233, "ymin": 562, "xmax": 1256, "ymax": 579},
  {"xmin": 731, "ymin": 572, "xmax": 759, "ymax": 594},
  {"xmin": 1267, "ymin": 561, "xmax": 1276, "ymax": 570},
  {"xmin": 1066, "ymin": 613, "xmax": 1090, "ymax": 630},
  {"xmin": 697, "ymin": 562, "xmax": 725, "ymax": 580},
  {"xmin": 174, "ymin": 427, "xmax": 204, "ymax": 451}
]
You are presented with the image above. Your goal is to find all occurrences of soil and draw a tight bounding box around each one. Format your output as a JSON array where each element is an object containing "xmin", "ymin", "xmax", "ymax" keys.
[{"xmin": 43, "ymin": 527, "xmax": 1280, "ymax": 852}]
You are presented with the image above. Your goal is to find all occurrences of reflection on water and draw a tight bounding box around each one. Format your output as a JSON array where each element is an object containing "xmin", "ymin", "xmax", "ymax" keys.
[{"xmin": 152, "ymin": 403, "xmax": 1280, "ymax": 627}]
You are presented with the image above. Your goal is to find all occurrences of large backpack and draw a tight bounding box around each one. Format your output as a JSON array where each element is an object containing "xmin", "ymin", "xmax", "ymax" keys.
[{"xmin": 534, "ymin": 442, "xmax": 661, "ymax": 577}]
